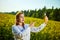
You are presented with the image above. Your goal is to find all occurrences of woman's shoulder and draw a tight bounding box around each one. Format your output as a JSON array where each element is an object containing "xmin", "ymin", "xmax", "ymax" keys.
[
  {"xmin": 24, "ymin": 24, "xmax": 30, "ymax": 28},
  {"xmin": 12, "ymin": 24, "xmax": 17, "ymax": 28},
  {"xmin": 24, "ymin": 24, "xmax": 29, "ymax": 26}
]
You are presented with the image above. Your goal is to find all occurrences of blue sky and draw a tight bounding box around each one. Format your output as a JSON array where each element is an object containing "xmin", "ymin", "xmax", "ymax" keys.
[{"xmin": 0, "ymin": 0, "xmax": 60, "ymax": 12}]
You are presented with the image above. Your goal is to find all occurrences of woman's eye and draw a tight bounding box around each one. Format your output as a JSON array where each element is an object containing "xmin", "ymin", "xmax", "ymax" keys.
[{"xmin": 20, "ymin": 16, "xmax": 23, "ymax": 18}]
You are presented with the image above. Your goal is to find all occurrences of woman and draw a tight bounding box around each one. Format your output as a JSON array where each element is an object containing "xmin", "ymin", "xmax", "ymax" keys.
[{"xmin": 12, "ymin": 11, "xmax": 48, "ymax": 40}]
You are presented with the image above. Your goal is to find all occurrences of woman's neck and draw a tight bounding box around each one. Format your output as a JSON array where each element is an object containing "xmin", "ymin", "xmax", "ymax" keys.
[
  {"xmin": 19, "ymin": 23, "xmax": 23, "ymax": 26},
  {"xmin": 19, "ymin": 22, "xmax": 25, "ymax": 29}
]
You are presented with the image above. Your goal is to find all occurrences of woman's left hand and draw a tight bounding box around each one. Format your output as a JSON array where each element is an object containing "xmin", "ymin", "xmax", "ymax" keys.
[{"xmin": 29, "ymin": 22, "xmax": 35, "ymax": 27}]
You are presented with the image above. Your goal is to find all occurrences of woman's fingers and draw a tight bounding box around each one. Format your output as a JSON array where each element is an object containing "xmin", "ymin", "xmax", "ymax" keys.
[{"xmin": 29, "ymin": 22, "xmax": 36, "ymax": 27}]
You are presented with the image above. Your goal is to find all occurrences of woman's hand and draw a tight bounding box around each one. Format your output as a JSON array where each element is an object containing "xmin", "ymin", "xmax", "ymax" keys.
[
  {"xmin": 44, "ymin": 16, "xmax": 48, "ymax": 24},
  {"xmin": 29, "ymin": 16, "xmax": 48, "ymax": 27},
  {"xmin": 29, "ymin": 22, "xmax": 35, "ymax": 27}
]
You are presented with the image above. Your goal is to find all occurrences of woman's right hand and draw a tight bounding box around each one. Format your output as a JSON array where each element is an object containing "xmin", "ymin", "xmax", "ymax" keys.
[{"xmin": 44, "ymin": 16, "xmax": 48, "ymax": 24}]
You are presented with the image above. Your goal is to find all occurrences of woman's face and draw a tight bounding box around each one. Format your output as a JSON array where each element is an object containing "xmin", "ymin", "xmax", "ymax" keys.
[{"xmin": 19, "ymin": 14, "xmax": 24, "ymax": 23}]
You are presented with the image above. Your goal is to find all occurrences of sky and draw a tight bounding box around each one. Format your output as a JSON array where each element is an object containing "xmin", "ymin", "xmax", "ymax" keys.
[{"xmin": 0, "ymin": 0, "xmax": 60, "ymax": 12}]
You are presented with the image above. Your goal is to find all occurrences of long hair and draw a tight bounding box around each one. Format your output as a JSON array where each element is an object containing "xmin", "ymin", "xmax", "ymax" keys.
[{"xmin": 16, "ymin": 11, "xmax": 24, "ymax": 28}]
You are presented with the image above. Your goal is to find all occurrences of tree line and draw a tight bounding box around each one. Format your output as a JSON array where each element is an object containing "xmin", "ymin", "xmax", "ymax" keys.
[
  {"xmin": 0, "ymin": 6, "xmax": 60, "ymax": 21},
  {"xmin": 22, "ymin": 6, "xmax": 60, "ymax": 21}
]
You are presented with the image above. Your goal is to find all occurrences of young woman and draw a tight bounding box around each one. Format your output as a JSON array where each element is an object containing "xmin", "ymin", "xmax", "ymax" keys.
[{"xmin": 12, "ymin": 11, "xmax": 48, "ymax": 40}]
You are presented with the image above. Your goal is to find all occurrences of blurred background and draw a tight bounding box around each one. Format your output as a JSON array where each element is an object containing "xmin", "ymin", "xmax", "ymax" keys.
[{"xmin": 0, "ymin": 0, "xmax": 60, "ymax": 40}]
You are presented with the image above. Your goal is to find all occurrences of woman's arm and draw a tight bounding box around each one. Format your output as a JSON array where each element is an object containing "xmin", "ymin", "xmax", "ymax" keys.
[
  {"xmin": 12, "ymin": 25, "xmax": 26, "ymax": 39},
  {"xmin": 30, "ymin": 15, "xmax": 48, "ymax": 32},
  {"xmin": 12, "ymin": 26, "xmax": 23, "ymax": 38},
  {"xmin": 30, "ymin": 23, "xmax": 46, "ymax": 32}
]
